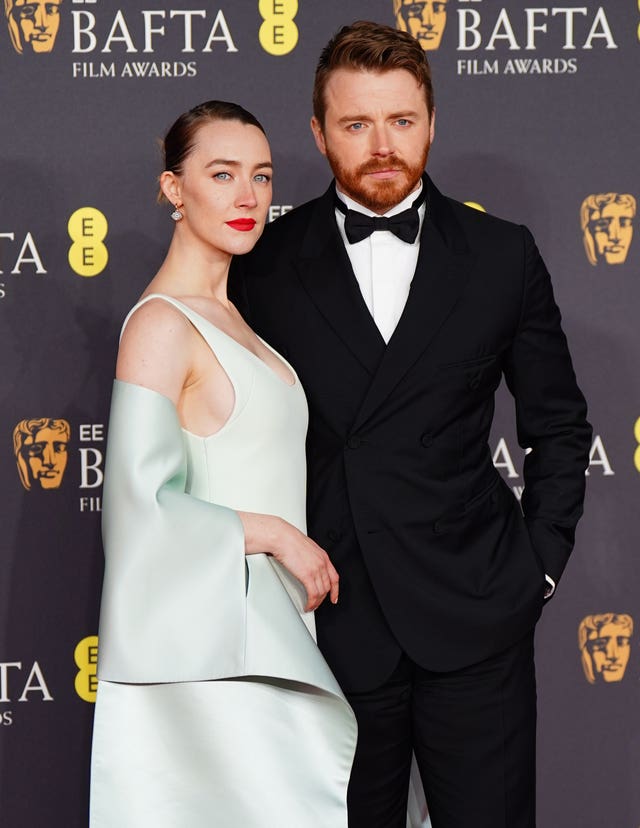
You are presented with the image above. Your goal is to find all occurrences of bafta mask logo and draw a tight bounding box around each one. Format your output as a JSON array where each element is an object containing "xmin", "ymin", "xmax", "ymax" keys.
[
  {"xmin": 393, "ymin": 0, "xmax": 448, "ymax": 51},
  {"xmin": 580, "ymin": 193, "xmax": 636, "ymax": 266},
  {"xmin": 578, "ymin": 614, "xmax": 634, "ymax": 684},
  {"xmin": 4, "ymin": 0, "xmax": 62, "ymax": 55},
  {"xmin": 13, "ymin": 418, "xmax": 70, "ymax": 491}
]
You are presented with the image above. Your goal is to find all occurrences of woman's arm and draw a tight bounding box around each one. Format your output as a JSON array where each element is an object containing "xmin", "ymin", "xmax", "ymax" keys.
[{"xmin": 117, "ymin": 299, "xmax": 339, "ymax": 611}]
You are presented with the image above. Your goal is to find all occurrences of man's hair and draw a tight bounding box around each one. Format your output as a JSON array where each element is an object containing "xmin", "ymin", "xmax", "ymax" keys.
[
  {"xmin": 312, "ymin": 20, "xmax": 434, "ymax": 127},
  {"xmin": 578, "ymin": 613, "xmax": 633, "ymax": 683},
  {"xmin": 580, "ymin": 193, "xmax": 636, "ymax": 265}
]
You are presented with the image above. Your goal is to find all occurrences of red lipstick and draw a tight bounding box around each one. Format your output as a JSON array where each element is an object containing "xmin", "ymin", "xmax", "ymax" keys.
[{"xmin": 226, "ymin": 218, "xmax": 256, "ymax": 231}]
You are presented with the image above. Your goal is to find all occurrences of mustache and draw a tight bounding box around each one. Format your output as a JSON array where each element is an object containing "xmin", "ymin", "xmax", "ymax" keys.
[{"xmin": 357, "ymin": 156, "xmax": 410, "ymax": 175}]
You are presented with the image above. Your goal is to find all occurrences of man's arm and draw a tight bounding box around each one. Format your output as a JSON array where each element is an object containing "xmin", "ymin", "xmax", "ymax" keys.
[{"xmin": 503, "ymin": 226, "xmax": 592, "ymax": 586}]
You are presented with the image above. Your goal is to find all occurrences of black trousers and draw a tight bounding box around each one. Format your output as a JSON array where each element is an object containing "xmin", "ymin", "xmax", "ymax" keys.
[{"xmin": 345, "ymin": 631, "xmax": 537, "ymax": 828}]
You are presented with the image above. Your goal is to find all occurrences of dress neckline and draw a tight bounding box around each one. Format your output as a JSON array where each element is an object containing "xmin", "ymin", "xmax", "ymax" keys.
[{"xmin": 137, "ymin": 293, "xmax": 297, "ymax": 389}]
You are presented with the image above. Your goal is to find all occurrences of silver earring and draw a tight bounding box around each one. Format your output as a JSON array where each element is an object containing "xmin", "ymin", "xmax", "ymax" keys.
[{"xmin": 170, "ymin": 204, "xmax": 183, "ymax": 221}]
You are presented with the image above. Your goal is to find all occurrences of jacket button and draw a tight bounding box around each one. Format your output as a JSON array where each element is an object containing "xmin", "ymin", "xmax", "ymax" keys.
[
  {"xmin": 420, "ymin": 432, "xmax": 433, "ymax": 448},
  {"xmin": 347, "ymin": 436, "xmax": 361, "ymax": 449}
]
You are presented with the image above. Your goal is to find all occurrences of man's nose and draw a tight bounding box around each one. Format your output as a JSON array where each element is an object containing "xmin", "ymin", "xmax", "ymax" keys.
[
  {"xmin": 42, "ymin": 445, "xmax": 55, "ymax": 466},
  {"xmin": 370, "ymin": 124, "xmax": 394, "ymax": 157}
]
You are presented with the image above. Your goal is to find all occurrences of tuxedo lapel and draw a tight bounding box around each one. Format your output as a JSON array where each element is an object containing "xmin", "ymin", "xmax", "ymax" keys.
[
  {"xmin": 295, "ymin": 186, "xmax": 385, "ymax": 375},
  {"xmin": 352, "ymin": 179, "xmax": 476, "ymax": 431}
]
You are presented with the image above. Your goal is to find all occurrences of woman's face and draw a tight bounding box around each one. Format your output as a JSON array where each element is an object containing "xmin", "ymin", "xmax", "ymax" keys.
[{"xmin": 173, "ymin": 119, "xmax": 273, "ymax": 258}]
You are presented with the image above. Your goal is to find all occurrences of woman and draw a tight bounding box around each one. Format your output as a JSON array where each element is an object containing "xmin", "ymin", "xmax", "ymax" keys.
[{"xmin": 89, "ymin": 101, "xmax": 356, "ymax": 827}]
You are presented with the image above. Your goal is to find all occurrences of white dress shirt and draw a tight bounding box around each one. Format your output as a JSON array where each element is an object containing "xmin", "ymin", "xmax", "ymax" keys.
[{"xmin": 334, "ymin": 182, "xmax": 426, "ymax": 344}]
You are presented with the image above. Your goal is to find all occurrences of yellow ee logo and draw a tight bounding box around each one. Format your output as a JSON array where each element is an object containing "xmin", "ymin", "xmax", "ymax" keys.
[
  {"xmin": 68, "ymin": 208, "xmax": 108, "ymax": 277},
  {"xmin": 464, "ymin": 201, "xmax": 486, "ymax": 213},
  {"xmin": 259, "ymin": 0, "xmax": 298, "ymax": 56},
  {"xmin": 634, "ymin": 417, "xmax": 640, "ymax": 472},
  {"xmin": 74, "ymin": 635, "xmax": 98, "ymax": 703}
]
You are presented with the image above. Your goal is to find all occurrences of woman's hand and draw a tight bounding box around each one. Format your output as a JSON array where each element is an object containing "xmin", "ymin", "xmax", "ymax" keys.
[{"xmin": 238, "ymin": 512, "xmax": 339, "ymax": 611}]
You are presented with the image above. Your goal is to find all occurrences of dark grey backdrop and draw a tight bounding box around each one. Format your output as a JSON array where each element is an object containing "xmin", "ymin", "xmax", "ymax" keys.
[{"xmin": 1, "ymin": 2, "xmax": 638, "ymax": 826}]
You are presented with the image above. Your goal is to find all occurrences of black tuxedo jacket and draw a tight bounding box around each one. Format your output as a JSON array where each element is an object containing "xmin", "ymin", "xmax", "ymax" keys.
[{"xmin": 229, "ymin": 176, "xmax": 592, "ymax": 693}]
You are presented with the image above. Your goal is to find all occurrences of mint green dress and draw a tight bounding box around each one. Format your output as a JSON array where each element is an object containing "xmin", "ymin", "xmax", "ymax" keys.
[{"xmin": 89, "ymin": 295, "xmax": 357, "ymax": 828}]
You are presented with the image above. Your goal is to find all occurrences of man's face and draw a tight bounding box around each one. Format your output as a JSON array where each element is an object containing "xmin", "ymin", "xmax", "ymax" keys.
[
  {"xmin": 589, "ymin": 203, "xmax": 634, "ymax": 265},
  {"xmin": 21, "ymin": 426, "xmax": 68, "ymax": 489},
  {"xmin": 12, "ymin": 0, "xmax": 61, "ymax": 53},
  {"xmin": 311, "ymin": 68, "xmax": 434, "ymax": 214},
  {"xmin": 396, "ymin": 0, "xmax": 448, "ymax": 51},
  {"xmin": 587, "ymin": 623, "xmax": 631, "ymax": 682}
]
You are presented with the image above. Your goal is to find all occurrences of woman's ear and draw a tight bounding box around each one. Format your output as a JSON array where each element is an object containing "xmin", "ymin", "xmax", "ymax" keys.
[{"xmin": 159, "ymin": 170, "xmax": 182, "ymax": 206}]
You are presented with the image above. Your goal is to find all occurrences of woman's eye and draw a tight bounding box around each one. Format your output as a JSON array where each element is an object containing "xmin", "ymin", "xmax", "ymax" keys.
[
  {"xmin": 254, "ymin": 174, "xmax": 271, "ymax": 183},
  {"xmin": 213, "ymin": 172, "xmax": 231, "ymax": 181}
]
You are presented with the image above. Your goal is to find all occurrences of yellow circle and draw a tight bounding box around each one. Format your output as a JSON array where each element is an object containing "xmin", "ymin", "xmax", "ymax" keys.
[
  {"xmin": 464, "ymin": 201, "xmax": 486, "ymax": 213},
  {"xmin": 68, "ymin": 241, "xmax": 109, "ymax": 278},
  {"xmin": 259, "ymin": 19, "xmax": 299, "ymax": 56},
  {"xmin": 68, "ymin": 207, "xmax": 108, "ymax": 241}
]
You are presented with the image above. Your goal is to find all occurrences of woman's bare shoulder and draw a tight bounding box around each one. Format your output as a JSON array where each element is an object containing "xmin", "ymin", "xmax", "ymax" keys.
[{"xmin": 116, "ymin": 297, "xmax": 195, "ymax": 402}]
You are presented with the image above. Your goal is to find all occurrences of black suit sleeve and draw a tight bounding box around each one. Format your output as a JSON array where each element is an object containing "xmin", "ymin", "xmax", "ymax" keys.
[{"xmin": 503, "ymin": 226, "xmax": 592, "ymax": 585}]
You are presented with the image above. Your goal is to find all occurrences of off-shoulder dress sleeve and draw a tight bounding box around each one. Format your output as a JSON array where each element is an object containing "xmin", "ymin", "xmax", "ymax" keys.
[{"xmin": 97, "ymin": 379, "xmax": 247, "ymax": 684}]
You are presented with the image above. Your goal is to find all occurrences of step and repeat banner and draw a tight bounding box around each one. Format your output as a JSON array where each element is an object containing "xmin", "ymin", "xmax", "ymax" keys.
[{"xmin": 1, "ymin": 2, "xmax": 638, "ymax": 826}]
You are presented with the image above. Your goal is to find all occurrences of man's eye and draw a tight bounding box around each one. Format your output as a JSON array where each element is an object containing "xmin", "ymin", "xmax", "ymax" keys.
[
  {"xmin": 397, "ymin": 119, "xmax": 410, "ymax": 127},
  {"xmin": 593, "ymin": 220, "xmax": 611, "ymax": 233},
  {"xmin": 349, "ymin": 123, "xmax": 365, "ymax": 131},
  {"xmin": 54, "ymin": 443, "xmax": 68, "ymax": 454}
]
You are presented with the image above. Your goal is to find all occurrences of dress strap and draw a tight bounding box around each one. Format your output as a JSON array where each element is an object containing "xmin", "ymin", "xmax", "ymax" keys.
[{"xmin": 121, "ymin": 293, "xmax": 255, "ymax": 419}]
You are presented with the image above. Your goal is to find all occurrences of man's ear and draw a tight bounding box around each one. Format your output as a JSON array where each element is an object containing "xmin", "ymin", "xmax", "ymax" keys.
[
  {"xmin": 429, "ymin": 107, "xmax": 436, "ymax": 145},
  {"xmin": 159, "ymin": 170, "xmax": 182, "ymax": 205},
  {"xmin": 310, "ymin": 117, "xmax": 327, "ymax": 157}
]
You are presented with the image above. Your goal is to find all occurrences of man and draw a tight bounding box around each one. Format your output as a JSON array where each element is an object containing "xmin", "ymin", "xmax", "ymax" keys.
[
  {"xmin": 13, "ymin": 418, "xmax": 70, "ymax": 490},
  {"xmin": 579, "ymin": 613, "xmax": 633, "ymax": 684},
  {"xmin": 580, "ymin": 192, "xmax": 636, "ymax": 266},
  {"xmin": 5, "ymin": 0, "xmax": 62, "ymax": 55},
  {"xmin": 393, "ymin": 0, "xmax": 448, "ymax": 50},
  {"xmin": 231, "ymin": 21, "xmax": 591, "ymax": 828}
]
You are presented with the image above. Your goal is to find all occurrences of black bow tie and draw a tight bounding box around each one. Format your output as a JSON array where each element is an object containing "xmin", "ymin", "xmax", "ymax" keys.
[{"xmin": 334, "ymin": 187, "xmax": 426, "ymax": 245}]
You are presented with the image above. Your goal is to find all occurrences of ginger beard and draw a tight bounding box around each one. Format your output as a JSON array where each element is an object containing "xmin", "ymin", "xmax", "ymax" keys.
[{"xmin": 326, "ymin": 143, "xmax": 430, "ymax": 214}]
